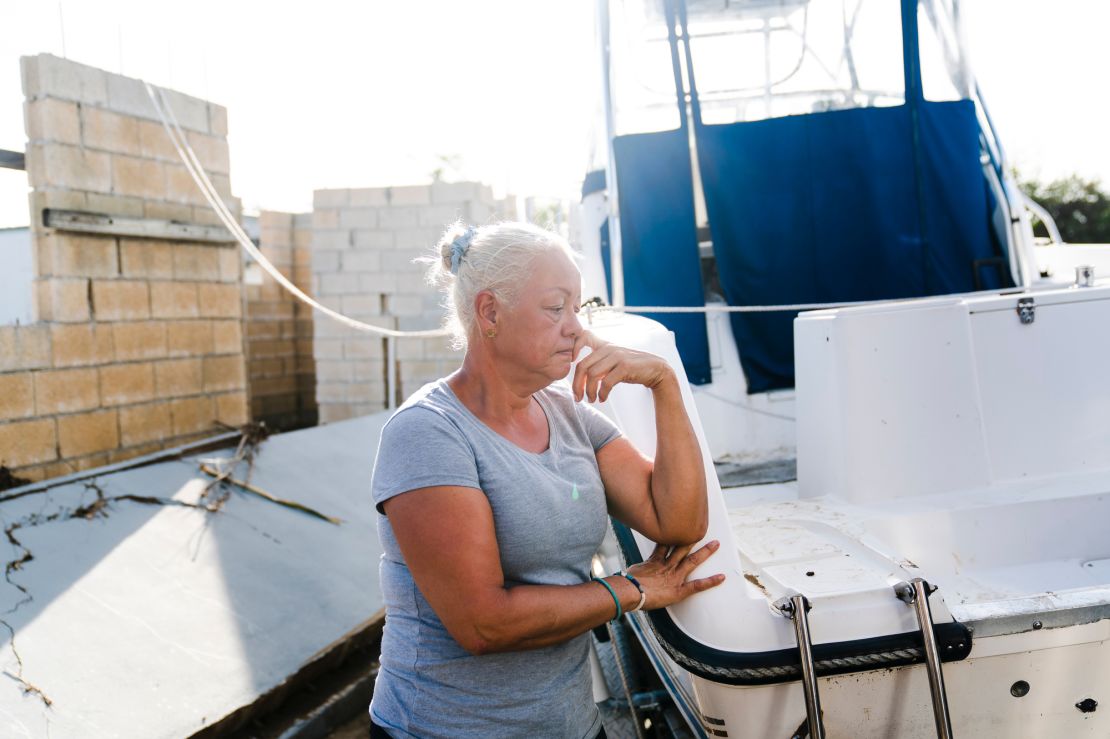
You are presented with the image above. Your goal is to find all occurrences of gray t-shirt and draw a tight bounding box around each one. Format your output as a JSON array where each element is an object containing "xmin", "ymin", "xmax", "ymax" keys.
[{"xmin": 370, "ymin": 378, "xmax": 622, "ymax": 739}]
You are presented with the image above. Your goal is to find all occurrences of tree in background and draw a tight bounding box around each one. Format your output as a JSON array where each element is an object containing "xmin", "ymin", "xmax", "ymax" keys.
[{"xmin": 1019, "ymin": 173, "xmax": 1110, "ymax": 244}]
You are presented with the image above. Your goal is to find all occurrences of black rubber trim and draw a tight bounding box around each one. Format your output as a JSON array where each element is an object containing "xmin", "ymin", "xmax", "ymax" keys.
[{"xmin": 612, "ymin": 520, "xmax": 973, "ymax": 686}]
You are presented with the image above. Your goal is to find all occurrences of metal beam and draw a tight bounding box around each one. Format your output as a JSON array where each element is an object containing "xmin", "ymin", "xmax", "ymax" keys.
[
  {"xmin": 42, "ymin": 208, "xmax": 236, "ymax": 244},
  {"xmin": 0, "ymin": 149, "xmax": 26, "ymax": 171}
]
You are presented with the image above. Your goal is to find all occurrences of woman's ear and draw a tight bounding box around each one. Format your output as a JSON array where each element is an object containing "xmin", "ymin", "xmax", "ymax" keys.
[{"xmin": 474, "ymin": 290, "xmax": 498, "ymax": 331}]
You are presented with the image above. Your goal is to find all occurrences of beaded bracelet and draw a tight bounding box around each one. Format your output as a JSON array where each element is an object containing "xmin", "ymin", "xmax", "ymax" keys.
[
  {"xmin": 591, "ymin": 576, "xmax": 622, "ymax": 622},
  {"xmin": 618, "ymin": 570, "xmax": 647, "ymax": 612}
]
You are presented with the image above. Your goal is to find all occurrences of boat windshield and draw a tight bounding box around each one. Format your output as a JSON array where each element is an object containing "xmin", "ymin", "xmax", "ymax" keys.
[{"xmin": 607, "ymin": 0, "xmax": 973, "ymax": 131}]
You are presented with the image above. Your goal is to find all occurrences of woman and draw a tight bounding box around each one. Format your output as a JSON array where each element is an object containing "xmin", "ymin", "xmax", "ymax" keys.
[{"xmin": 370, "ymin": 221, "xmax": 723, "ymax": 738}]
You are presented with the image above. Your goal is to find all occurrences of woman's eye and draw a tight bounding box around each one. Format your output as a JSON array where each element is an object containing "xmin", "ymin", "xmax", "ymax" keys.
[{"xmin": 547, "ymin": 305, "xmax": 564, "ymax": 313}]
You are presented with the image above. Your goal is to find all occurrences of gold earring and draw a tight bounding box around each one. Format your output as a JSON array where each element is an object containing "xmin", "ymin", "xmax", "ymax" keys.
[{"xmin": 485, "ymin": 328, "xmax": 497, "ymax": 339}]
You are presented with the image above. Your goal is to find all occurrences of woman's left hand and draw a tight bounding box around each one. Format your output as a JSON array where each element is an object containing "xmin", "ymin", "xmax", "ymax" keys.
[{"xmin": 571, "ymin": 330, "xmax": 674, "ymax": 403}]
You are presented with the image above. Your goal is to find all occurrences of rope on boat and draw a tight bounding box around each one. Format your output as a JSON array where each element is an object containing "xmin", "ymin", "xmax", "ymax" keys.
[
  {"xmin": 144, "ymin": 83, "xmax": 450, "ymax": 340},
  {"xmin": 642, "ymin": 614, "xmax": 923, "ymax": 682}
]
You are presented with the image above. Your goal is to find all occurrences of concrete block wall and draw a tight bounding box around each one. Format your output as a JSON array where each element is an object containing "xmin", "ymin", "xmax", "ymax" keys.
[
  {"xmin": 245, "ymin": 211, "xmax": 317, "ymax": 430},
  {"xmin": 310, "ymin": 182, "xmax": 516, "ymax": 423},
  {"xmin": 0, "ymin": 55, "xmax": 248, "ymax": 483}
]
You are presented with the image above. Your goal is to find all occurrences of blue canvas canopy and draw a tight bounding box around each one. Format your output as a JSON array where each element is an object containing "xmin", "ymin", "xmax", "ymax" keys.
[{"xmin": 607, "ymin": 0, "xmax": 1011, "ymax": 393}]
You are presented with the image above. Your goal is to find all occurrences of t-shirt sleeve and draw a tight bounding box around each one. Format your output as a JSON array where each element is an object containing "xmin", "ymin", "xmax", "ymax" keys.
[
  {"xmin": 576, "ymin": 401, "xmax": 623, "ymax": 452},
  {"xmin": 371, "ymin": 406, "xmax": 480, "ymax": 514}
]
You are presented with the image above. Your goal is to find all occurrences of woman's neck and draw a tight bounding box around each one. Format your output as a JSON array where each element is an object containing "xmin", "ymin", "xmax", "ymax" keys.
[{"xmin": 448, "ymin": 351, "xmax": 540, "ymax": 425}]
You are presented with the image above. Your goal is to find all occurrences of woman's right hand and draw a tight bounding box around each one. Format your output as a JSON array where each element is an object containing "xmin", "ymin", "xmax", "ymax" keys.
[{"xmin": 626, "ymin": 540, "xmax": 725, "ymax": 611}]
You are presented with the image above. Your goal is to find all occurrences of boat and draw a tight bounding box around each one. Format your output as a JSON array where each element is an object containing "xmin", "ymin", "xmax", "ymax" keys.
[{"xmin": 577, "ymin": 1, "xmax": 1110, "ymax": 736}]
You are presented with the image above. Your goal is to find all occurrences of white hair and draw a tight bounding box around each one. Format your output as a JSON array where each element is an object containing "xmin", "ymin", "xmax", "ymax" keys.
[{"xmin": 422, "ymin": 221, "xmax": 577, "ymax": 349}]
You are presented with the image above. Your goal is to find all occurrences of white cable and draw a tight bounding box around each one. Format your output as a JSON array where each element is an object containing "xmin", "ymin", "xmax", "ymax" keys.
[{"xmin": 144, "ymin": 83, "xmax": 449, "ymax": 340}]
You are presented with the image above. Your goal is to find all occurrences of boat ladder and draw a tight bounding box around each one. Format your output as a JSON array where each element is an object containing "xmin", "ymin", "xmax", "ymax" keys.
[
  {"xmin": 895, "ymin": 578, "xmax": 955, "ymax": 739},
  {"xmin": 776, "ymin": 594, "xmax": 824, "ymax": 739}
]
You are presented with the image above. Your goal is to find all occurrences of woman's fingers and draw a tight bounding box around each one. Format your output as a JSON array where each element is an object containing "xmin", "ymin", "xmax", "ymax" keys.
[
  {"xmin": 665, "ymin": 543, "xmax": 693, "ymax": 564},
  {"xmin": 684, "ymin": 573, "xmax": 727, "ymax": 593},
  {"xmin": 679, "ymin": 540, "xmax": 720, "ymax": 574}
]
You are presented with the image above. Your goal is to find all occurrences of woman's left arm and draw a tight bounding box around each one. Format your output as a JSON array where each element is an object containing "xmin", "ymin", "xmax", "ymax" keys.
[{"xmin": 571, "ymin": 333, "xmax": 708, "ymax": 545}]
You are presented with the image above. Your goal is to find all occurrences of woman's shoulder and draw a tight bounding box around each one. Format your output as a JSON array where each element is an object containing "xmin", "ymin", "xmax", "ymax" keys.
[{"xmin": 384, "ymin": 379, "xmax": 461, "ymax": 434}]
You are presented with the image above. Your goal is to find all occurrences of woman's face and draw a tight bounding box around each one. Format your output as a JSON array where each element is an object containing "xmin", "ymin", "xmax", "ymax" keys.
[{"xmin": 494, "ymin": 249, "xmax": 583, "ymax": 385}]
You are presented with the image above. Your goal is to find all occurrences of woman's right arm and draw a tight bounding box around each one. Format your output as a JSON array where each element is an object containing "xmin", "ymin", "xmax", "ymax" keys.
[{"xmin": 383, "ymin": 485, "xmax": 723, "ymax": 656}]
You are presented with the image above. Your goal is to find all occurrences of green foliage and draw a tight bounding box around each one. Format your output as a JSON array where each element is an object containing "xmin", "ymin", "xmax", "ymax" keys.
[{"xmin": 1019, "ymin": 173, "xmax": 1110, "ymax": 244}]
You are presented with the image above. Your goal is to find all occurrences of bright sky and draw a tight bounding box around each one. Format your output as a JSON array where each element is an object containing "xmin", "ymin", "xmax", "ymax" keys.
[{"xmin": 1, "ymin": 0, "xmax": 1108, "ymax": 228}]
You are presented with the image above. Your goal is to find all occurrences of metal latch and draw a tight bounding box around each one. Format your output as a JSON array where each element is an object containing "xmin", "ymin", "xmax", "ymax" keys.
[{"xmin": 1016, "ymin": 297, "xmax": 1035, "ymax": 325}]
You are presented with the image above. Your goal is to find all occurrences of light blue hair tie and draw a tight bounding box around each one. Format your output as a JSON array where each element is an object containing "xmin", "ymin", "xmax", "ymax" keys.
[{"xmin": 449, "ymin": 226, "xmax": 476, "ymax": 276}]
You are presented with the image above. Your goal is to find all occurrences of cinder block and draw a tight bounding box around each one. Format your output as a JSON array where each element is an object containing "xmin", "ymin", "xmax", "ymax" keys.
[
  {"xmin": 218, "ymin": 247, "xmax": 241, "ymax": 282},
  {"xmin": 100, "ymin": 362, "xmax": 156, "ymax": 406},
  {"xmin": 26, "ymin": 142, "xmax": 111, "ymax": 192},
  {"xmin": 51, "ymin": 323, "xmax": 115, "ymax": 367},
  {"xmin": 392, "ymin": 227, "xmax": 443, "ymax": 251},
  {"xmin": 143, "ymin": 200, "xmax": 193, "ymax": 221},
  {"xmin": 319, "ymin": 404, "xmax": 356, "ymax": 424},
  {"xmin": 215, "ymin": 392, "xmax": 248, "ymax": 426},
  {"xmin": 315, "ymin": 360, "xmax": 355, "ymax": 383},
  {"xmin": 36, "ymin": 278, "xmax": 90, "ymax": 323},
  {"xmin": 313, "ymin": 189, "xmax": 349, "ymax": 208},
  {"xmin": 22, "ymin": 54, "xmax": 108, "ymax": 104},
  {"xmin": 198, "ymin": 283, "xmax": 243, "ymax": 318},
  {"xmin": 419, "ymin": 204, "xmax": 465, "ymax": 227},
  {"xmin": 349, "ymin": 230, "xmax": 393, "ymax": 249},
  {"xmin": 358, "ymin": 272, "xmax": 399, "ymax": 293},
  {"xmin": 24, "ymin": 98, "xmax": 80, "ymax": 144},
  {"xmin": 320, "ymin": 273, "xmax": 362, "ymax": 295},
  {"xmin": 378, "ymin": 207, "xmax": 421, "ymax": 230},
  {"xmin": 119, "ymin": 401, "xmax": 172, "ymax": 446},
  {"xmin": 381, "ymin": 251, "xmax": 423, "ymax": 273},
  {"xmin": 395, "ymin": 339, "xmax": 425, "ymax": 361},
  {"xmin": 40, "ymin": 233, "xmax": 119, "ymax": 278},
  {"xmin": 311, "ymin": 249, "xmax": 342, "ymax": 273},
  {"xmin": 104, "ymin": 73, "xmax": 156, "ymax": 119},
  {"xmin": 349, "ymin": 188, "xmax": 389, "ymax": 207},
  {"xmin": 340, "ymin": 294, "xmax": 382, "ymax": 317},
  {"xmin": 212, "ymin": 319, "xmax": 244, "ymax": 354},
  {"xmin": 202, "ymin": 355, "xmax": 246, "ymax": 392},
  {"xmin": 165, "ymin": 320, "xmax": 212, "ymax": 356},
  {"xmin": 388, "ymin": 185, "xmax": 431, "ymax": 206},
  {"xmin": 137, "ymin": 119, "xmax": 177, "ymax": 160},
  {"xmin": 81, "ymin": 107, "xmax": 141, "ymax": 155},
  {"xmin": 34, "ymin": 367, "xmax": 99, "ymax": 415},
  {"xmin": 340, "ymin": 250, "xmax": 382, "ymax": 273},
  {"xmin": 185, "ymin": 130, "xmax": 230, "ymax": 175},
  {"xmin": 316, "ymin": 383, "xmax": 348, "ymax": 403},
  {"xmin": 431, "ymin": 181, "xmax": 482, "ymax": 204},
  {"xmin": 113, "ymin": 155, "xmax": 166, "ymax": 199},
  {"xmin": 57, "ymin": 409, "xmax": 119, "ymax": 458},
  {"xmin": 261, "ymin": 244, "xmax": 293, "ymax": 266},
  {"xmin": 0, "ymin": 417, "xmax": 57, "ymax": 468},
  {"xmin": 113, "ymin": 321, "xmax": 168, "ymax": 361},
  {"xmin": 153, "ymin": 358, "xmax": 202, "ymax": 396},
  {"xmin": 172, "ymin": 244, "xmax": 222, "ymax": 281},
  {"xmin": 312, "ymin": 209, "xmax": 339, "ymax": 230},
  {"xmin": 192, "ymin": 204, "xmax": 225, "ymax": 227},
  {"xmin": 91, "ymin": 279, "xmax": 150, "ymax": 321},
  {"xmin": 0, "ymin": 373, "xmax": 35, "ymax": 421},
  {"xmin": 86, "ymin": 192, "xmax": 145, "ymax": 218},
  {"xmin": 344, "ymin": 337, "xmax": 386, "ymax": 361},
  {"xmin": 158, "ymin": 88, "xmax": 211, "ymax": 133},
  {"xmin": 169, "ymin": 396, "xmax": 215, "ymax": 436},
  {"xmin": 312, "ymin": 230, "xmax": 351, "ymax": 251},
  {"xmin": 208, "ymin": 104, "xmax": 228, "ymax": 137},
  {"xmin": 312, "ymin": 338, "xmax": 345, "ymax": 360},
  {"xmin": 120, "ymin": 239, "xmax": 174, "ymax": 279},
  {"xmin": 340, "ymin": 208, "xmax": 378, "ymax": 229},
  {"xmin": 150, "ymin": 281, "xmax": 199, "ymax": 319},
  {"xmin": 386, "ymin": 293, "xmax": 424, "ymax": 317},
  {"xmin": 164, "ymin": 163, "xmax": 204, "ymax": 205}
]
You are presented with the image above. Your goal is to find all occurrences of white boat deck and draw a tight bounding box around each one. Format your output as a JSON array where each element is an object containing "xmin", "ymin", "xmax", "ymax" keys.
[{"xmin": 723, "ymin": 466, "xmax": 1110, "ymax": 640}]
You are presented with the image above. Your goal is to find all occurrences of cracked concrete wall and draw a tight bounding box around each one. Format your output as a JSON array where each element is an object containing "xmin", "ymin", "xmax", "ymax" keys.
[
  {"xmin": 0, "ymin": 55, "xmax": 249, "ymax": 483},
  {"xmin": 309, "ymin": 183, "xmax": 516, "ymax": 422},
  {"xmin": 246, "ymin": 211, "xmax": 317, "ymax": 431}
]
